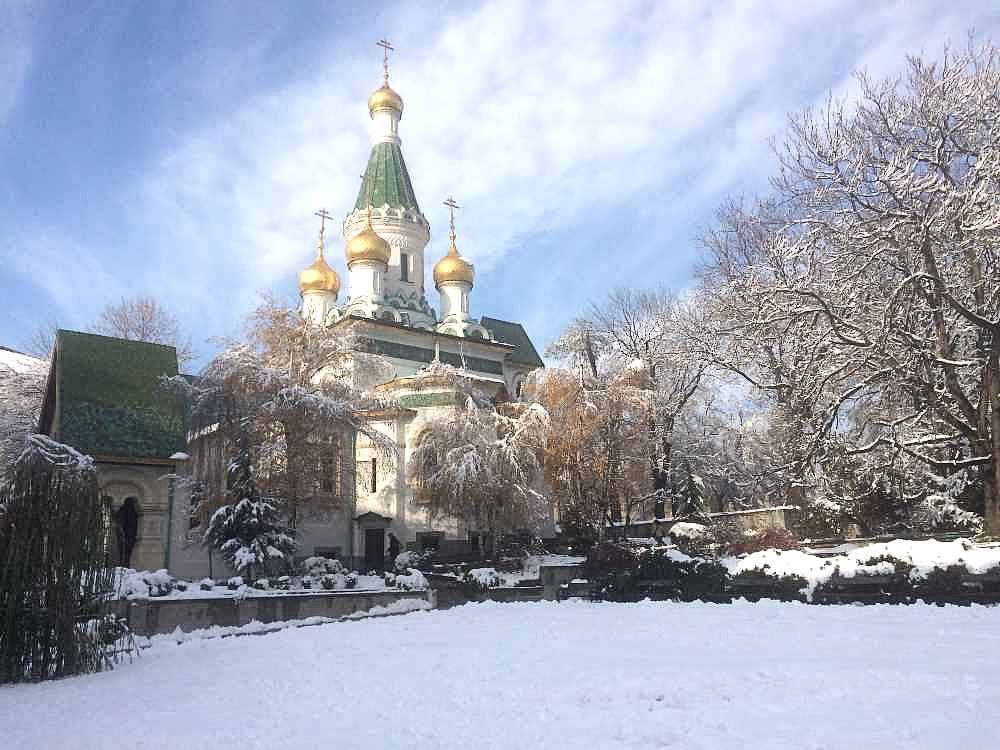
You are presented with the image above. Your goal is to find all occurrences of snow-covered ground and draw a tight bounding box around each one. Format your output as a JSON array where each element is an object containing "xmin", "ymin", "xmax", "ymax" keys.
[{"xmin": 2, "ymin": 599, "xmax": 999, "ymax": 749}]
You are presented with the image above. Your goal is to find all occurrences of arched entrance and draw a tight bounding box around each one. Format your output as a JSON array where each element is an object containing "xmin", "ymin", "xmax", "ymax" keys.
[{"xmin": 113, "ymin": 498, "xmax": 139, "ymax": 567}]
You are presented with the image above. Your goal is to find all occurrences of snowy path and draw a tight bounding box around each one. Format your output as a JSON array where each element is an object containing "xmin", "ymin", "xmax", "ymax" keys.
[{"xmin": 2, "ymin": 599, "xmax": 999, "ymax": 749}]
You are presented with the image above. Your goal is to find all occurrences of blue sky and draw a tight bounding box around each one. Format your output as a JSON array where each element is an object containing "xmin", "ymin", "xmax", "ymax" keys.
[{"xmin": 1, "ymin": 0, "xmax": 997, "ymax": 368}]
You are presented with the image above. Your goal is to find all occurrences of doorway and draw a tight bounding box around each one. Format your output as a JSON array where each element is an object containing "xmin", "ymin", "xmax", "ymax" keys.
[{"xmin": 364, "ymin": 528, "xmax": 385, "ymax": 572}]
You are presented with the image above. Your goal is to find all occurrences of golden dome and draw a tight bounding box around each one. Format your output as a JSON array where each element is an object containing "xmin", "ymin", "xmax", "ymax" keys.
[
  {"xmin": 433, "ymin": 239, "xmax": 475, "ymax": 287},
  {"xmin": 298, "ymin": 256, "xmax": 340, "ymax": 296},
  {"xmin": 368, "ymin": 83, "xmax": 403, "ymax": 116},
  {"xmin": 346, "ymin": 224, "xmax": 391, "ymax": 266}
]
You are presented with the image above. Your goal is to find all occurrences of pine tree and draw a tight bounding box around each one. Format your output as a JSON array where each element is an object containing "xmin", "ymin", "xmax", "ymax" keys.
[
  {"xmin": 675, "ymin": 460, "xmax": 708, "ymax": 520},
  {"xmin": 204, "ymin": 432, "xmax": 296, "ymax": 581}
]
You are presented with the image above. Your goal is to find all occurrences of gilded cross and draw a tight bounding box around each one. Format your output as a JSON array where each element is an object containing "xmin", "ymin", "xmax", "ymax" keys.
[
  {"xmin": 314, "ymin": 208, "xmax": 334, "ymax": 257},
  {"xmin": 377, "ymin": 38, "xmax": 394, "ymax": 82},
  {"xmin": 443, "ymin": 196, "xmax": 460, "ymax": 241}
]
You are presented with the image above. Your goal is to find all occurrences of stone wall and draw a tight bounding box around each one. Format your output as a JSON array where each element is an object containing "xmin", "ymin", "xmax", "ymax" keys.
[{"xmin": 125, "ymin": 589, "xmax": 433, "ymax": 636}]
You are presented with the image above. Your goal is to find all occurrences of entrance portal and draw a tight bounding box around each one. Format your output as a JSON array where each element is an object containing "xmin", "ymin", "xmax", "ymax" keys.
[{"xmin": 364, "ymin": 528, "xmax": 385, "ymax": 573}]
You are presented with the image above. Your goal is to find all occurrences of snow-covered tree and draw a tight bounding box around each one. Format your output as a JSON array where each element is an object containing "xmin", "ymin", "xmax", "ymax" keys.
[
  {"xmin": 407, "ymin": 365, "xmax": 549, "ymax": 554},
  {"xmin": 528, "ymin": 366, "xmax": 652, "ymax": 540},
  {"xmin": 203, "ymin": 431, "xmax": 295, "ymax": 580},
  {"xmin": 589, "ymin": 289, "xmax": 706, "ymax": 518},
  {"xmin": 0, "ymin": 350, "xmax": 47, "ymax": 472},
  {"xmin": 693, "ymin": 41, "xmax": 1000, "ymax": 533},
  {"xmin": 673, "ymin": 460, "xmax": 708, "ymax": 520},
  {"xmin": 171, "ymin": 295, "xmax": 395, "ymax": 529}
]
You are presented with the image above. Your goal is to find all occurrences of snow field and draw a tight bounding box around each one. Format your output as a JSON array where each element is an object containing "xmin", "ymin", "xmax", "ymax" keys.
[{"xmin": 2, "ymin": 599, "xmax": 999, "ymax": 749}]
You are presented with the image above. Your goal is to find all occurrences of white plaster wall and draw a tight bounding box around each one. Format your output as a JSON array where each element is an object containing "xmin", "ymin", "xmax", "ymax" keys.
[
  {"xmin": 347, "ymin": 260, "xmax": 383, "ymax": 302},
  {"xmin": 302, "ymin": 290, "xmax": 336, "ymax": 325},
  {"xmin": 346, "ymin": 212, "xmax": 430, "ymax": 301},
  {"xmin": 438, "ymin": 281, "xmax": 470, "ymax": 321}
]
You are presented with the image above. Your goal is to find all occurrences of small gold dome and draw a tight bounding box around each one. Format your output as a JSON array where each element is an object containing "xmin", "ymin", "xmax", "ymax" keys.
[
  {"xmin": 433, "ymin": 240, "xmax": 475, "ymax": 287},
  {"xmin": 346, "ymin": 225, "xmax": 391, "ymax": 266},
  {"xmin": 299, "ymin": 256, "xmax": 340, "ymax": 295},
  {"xmin": 368, "ymin": 83, "xmax": 403, "ymax": 116}
]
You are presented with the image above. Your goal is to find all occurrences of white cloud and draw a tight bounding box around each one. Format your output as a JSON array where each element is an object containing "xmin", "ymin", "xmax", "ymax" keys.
[{"xmin": 4, "ymin": 0, "xmax": 997, "ymax": 359}]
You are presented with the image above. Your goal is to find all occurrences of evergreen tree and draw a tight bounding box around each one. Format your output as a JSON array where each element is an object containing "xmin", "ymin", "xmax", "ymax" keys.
[
  {"xmin": 675, "ymin": 460, "xmax": 708, "ymax": 520},
  {"xmin": 204, "ymin": 432, "xmax": 296, "ymax": 580}
]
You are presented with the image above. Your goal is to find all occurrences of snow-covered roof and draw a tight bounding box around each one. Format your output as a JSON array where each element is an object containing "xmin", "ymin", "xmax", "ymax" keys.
[{"xmin": 0, "ymin": 346, "xmax": 47, "ymax": 375}]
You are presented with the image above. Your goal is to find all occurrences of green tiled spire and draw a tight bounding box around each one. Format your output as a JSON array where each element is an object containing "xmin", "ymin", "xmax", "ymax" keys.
[{"xmin": 354, "ymin": 142, "xmax": 422, "ymax": 214}]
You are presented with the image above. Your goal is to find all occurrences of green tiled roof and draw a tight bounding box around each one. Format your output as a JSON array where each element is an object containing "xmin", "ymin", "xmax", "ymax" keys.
[
  {"xmin": 354, "ymin": 142, "xmax": 421, "ymax": 213},
  {"xmin": 52, "ymin": 330, "xmax": 185, "ymax": 460},
  {"xmin": 480, "ymin": 317, "xmax": 544, "ymax": 369}
]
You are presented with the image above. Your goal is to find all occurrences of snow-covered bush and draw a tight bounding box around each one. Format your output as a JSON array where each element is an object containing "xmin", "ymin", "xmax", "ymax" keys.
[
  {"xmin": 302, "ymin": 556, "xmax": 345, "ymax": 577},
  {"xmin": 668, "ymin": 522, "xmax": 715, "ymax": 557},
  {"xmin": 394, "ymin": 550, "xmax": 431, "ymax": 572},
  {"xmin": 344, "ymin": 572, "xmax": 359, "ymax": 589},
  {"xmin": 464, "ymin": 567, "xmax": 501, "ymax": 592},
  {"xmin": 118, "ymin": 569, "xmax": 174, "ymax": 598},
  {"xmin": 396, "ymin": 569, "xmax": 429, "ymax": 591},
  {"xmin": 383, "ymin": 571, "xmax": 397, "ymax": 587},
  {"xmin": 251, "ymin": 578, "xmax": 270, "ymax": 590},
  {"xmin": 199, "ymin": 578, "xmax": 214, "ymax": 591},
  {"xmin": 319, "ymin": 573, "xmax": 340, "ymax": 590},
  {"xmin": 909, "ymin": 473, "xmax": 983, "ymax": 534},
  {"xmin": 274, "ymin": 575, "xmax": 292, "ymax": 590},
  {"xmin": 635, "ymin": 548, "xmax": 728, "ymax": 601},
  {"xmin": 583, "ymin": 542, "xmax": 638, "ymax": 579},
  {"xmin": 227, "ymin": 576, "xmax": 244, "ymax": 590}
]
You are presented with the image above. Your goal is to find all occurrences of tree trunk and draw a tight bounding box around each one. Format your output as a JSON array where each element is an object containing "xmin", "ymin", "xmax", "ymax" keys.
[{"xmin": 985, "ymin": 345, "xmax": 1000, "ymax": 536}]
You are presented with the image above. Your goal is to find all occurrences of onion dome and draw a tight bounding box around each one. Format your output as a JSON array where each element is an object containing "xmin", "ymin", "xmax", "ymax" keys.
[
  {"xmin": 298, "ymin": 256, "xmax": 340, "ymax": 295},
  {"xmin": 368, "ymin": 83, "xmax": 403, "ymax": 117},
  {"xmin": 433, "ymin": 238, "xmax": 475, "ymax": 287},
  {"xmin": 299, "ymin": 226, "xmax": 340, "ymax": 295},
  {"xmin": 346, "ymin": 223, "xmax": 391, "ymax": 266}
]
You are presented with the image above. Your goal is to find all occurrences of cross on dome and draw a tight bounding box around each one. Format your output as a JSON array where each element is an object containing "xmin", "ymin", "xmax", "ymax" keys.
[
  {"xmin": 313, "ymin": 207, "xmax": 334, "ymax": 257},
  {"xmin": 377, "ymin": 38, "xmax": 394, "ymax": 83},
  {"xmin": 443, "ymin": 196, "xmax": 460, "ymax": 242}
]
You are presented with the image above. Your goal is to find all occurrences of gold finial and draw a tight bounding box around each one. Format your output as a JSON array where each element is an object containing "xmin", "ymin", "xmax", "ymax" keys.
[
  {"xmin": 313, "ymin": 208, "xmax": 334, "ymax": 259},
  {"xmin": 444, "ymin": 196, "xmax": 460, "ymax": 247},
  {"xmin": 377, "ymin": 38, "xmax": 394, "ymax": 84},
  {"xmin": 433, "ymin": 196, "xmax": 474, "ymax": 287}
]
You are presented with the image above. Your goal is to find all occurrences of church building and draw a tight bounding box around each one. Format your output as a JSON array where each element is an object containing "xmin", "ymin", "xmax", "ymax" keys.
[
  {"xmin": 21, "ymin": 44, "xmax": 545, "ymax": 580},
  {"xmin": 290, "ymin": 43, "xmax": 546, "ymax": 570}
]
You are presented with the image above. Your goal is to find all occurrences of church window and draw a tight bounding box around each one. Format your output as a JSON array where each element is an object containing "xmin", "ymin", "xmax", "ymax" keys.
[
  {"xmin": 400, "ymin": 253, "xmax": 410, "ymax": 282},
  {"xmin": 371, "ymin": 457, "xmax": 378, "ymax": 493},
  {"xmin": 321, "ymin": 439, "xmax": 342, "ymax": 496},
  {"xmin": 461, "ymin": 292, "xmax": 469, "ymax": 314}
]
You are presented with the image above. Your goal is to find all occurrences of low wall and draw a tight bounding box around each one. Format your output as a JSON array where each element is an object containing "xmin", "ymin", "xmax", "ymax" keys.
[{"xmin": 125, "ymin": 589, "xmax": 434, "ymax": 636}]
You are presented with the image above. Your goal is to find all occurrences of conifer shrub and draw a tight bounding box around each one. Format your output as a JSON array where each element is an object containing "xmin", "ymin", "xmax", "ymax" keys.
[{"xmin": 204, "ymin": 431, "xmax": 296, "ymax": 582}]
